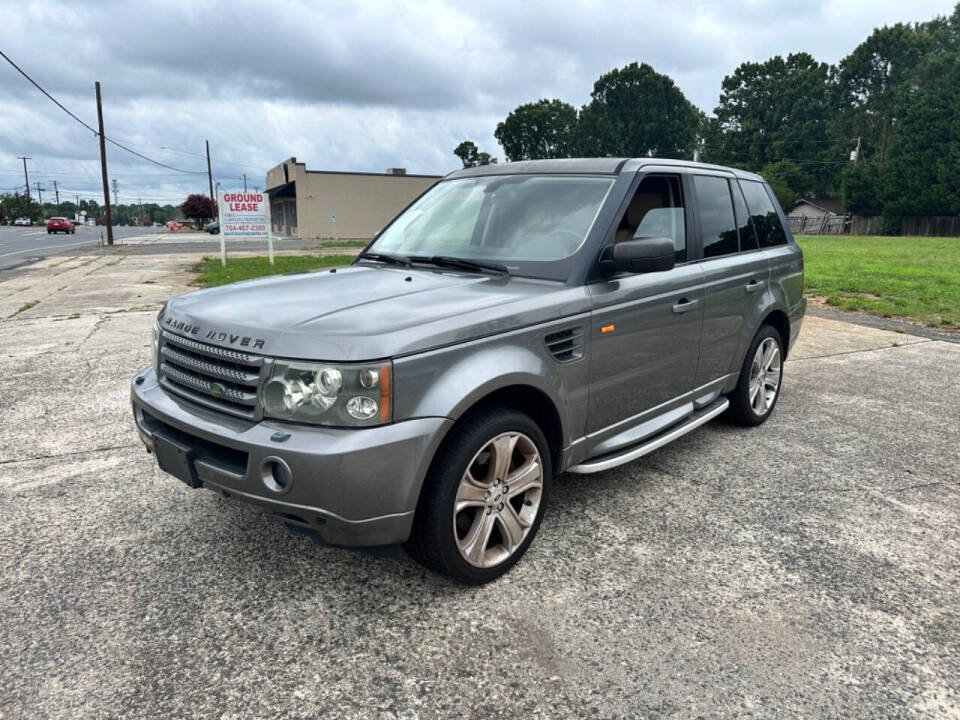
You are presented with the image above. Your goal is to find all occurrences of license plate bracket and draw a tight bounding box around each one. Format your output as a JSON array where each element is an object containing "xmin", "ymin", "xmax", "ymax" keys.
[{"xmin": 153, "ymin": 432, "xmax": 200, "ymax": 488}]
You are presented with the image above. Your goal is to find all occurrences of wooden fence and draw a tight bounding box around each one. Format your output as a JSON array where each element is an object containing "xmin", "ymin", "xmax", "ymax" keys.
[{"xmin": 789, "ymin": 214, "xmax": 960, "ymax": 237}]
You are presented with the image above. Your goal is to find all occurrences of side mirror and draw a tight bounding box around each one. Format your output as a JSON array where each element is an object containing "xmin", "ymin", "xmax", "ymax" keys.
[{"xmin": 601, "ymin": 236, "xmax": 675, "ymax": 274}]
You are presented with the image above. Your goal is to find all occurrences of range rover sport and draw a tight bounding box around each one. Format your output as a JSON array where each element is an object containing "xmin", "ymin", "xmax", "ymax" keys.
[{"xmin": 131, "ymin": 158, "xmax": 805, "ymax": 583}]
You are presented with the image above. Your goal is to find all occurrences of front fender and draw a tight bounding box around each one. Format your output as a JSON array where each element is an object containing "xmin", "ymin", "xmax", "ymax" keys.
[{"xmin": 392, "ymin": 327, "xmax": 589, "ymax": 450}]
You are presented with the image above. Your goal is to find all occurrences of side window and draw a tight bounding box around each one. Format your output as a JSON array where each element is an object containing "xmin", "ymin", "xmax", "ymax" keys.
[
  {"xmin": 616, "ymin": 175, "xmax": 686, "ymax": 263},
  {"xmin": 731, "ymin": 180, "xmax": 758, "ymax": 252},
  {"xmin": 740, "ymin": 180, "xmax": 788, "ymax": 248},
  {"xmin": 693, "ymin": 175, "xmax": 738, "ymax": 258}
]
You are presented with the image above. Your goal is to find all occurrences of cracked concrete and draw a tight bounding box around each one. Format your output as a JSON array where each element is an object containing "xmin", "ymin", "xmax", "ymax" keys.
[{"xmin": 0, "ymin": 248, "xmax": 958, "ymax": 718}]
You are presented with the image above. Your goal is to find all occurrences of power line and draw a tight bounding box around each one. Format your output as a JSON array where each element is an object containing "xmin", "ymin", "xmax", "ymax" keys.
[
  {"xmin": 0, "ymin": 50, "xmax": 207, "ymax": 175},
  {"xmin": 0, "ymin": 50, "xmax": 99, "ymax": 135}
]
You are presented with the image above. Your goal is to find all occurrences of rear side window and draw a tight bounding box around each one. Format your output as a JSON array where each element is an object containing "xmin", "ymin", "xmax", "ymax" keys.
[
  {"xmin": 740, "ymin": 180, "xmax": 788, "ymax": 248},
  {"xmin": 694, "ymin": 175, "xmax": 738, "ymax": 258},
  {"xmin": 731, "ymin": 182, "xmax": 758, "ymax": 251}
]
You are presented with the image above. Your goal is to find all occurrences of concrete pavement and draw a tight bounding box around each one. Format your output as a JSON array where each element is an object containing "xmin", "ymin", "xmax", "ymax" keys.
[{"xmin": 1, "ymin": 248, "xmax": 958, "ymax": 718}]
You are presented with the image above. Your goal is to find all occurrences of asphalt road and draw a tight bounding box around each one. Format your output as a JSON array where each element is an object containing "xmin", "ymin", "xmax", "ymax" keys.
[
  {"xmin": 0, "ymin": 224, "xmax": 153, "ymax": 270},
  {"xmin": 1, "ymin": 252, "xmax": 958, "ymax": 718}
]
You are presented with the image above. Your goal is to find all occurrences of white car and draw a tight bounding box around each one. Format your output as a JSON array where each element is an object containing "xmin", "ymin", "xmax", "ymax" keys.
[{"xmin": 14, "ymin": 217, "xmax": 32, "ymax": 226}]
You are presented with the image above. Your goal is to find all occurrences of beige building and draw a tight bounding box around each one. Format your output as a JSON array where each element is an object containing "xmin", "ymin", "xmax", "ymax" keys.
[{"xmin": 265, "ymin": 157, "xmax": 442, "ymax": 240}]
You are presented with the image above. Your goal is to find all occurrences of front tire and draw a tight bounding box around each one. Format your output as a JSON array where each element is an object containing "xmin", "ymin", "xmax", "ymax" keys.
[
  {"xmin": 404, "ymin": 406, "xmax": 551, "ymax": 584},
  {"xmin": 725, "ymin": 325, "xmax": 784, "ymax": 426}
]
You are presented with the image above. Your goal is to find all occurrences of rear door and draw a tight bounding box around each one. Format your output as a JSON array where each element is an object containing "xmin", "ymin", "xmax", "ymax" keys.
[
  {"xmin": 586, "ymin": 172, "xmax": 705, "ymax": 436},
  {"xmin": 692, "ymin": 174, "xmax": 770, "ymax": 386}
]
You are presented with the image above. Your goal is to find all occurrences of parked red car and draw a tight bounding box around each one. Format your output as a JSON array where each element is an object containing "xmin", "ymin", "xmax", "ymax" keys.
[{"xmin": 46, "ymin": 217, "xmax": 75, "ymax": 234}]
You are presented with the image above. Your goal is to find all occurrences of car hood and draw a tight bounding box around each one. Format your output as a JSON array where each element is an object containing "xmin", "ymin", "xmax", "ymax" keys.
[{"xmin": 161, "ymin": 264, "xmax": 589, "ymax": 360}]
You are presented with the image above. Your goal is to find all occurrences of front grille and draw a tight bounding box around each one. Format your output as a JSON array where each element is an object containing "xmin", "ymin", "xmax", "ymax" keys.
[{"xmin": 157, "ymin": 330, "xmax": 265, "ymax": 419}]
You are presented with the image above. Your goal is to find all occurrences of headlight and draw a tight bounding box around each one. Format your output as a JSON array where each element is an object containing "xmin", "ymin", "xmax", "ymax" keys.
[{"xmin": 261, "ymin": 360, "xmax": 391, "ymax": 427}]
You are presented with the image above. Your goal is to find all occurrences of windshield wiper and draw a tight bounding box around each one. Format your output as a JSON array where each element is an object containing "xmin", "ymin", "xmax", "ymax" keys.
[
  {"xmin": 356, "ymin": 251, "xmax": 412, "ymax": 268},
  {"xmin": 409, "ymin": 255, "xmax": 510, "ymax": 278}
]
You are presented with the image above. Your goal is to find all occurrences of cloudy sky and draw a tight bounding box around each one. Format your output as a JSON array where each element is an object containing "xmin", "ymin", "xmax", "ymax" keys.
[{"xmin": 1, "ymin": 0, "xmax": 955, "ymax": 206}]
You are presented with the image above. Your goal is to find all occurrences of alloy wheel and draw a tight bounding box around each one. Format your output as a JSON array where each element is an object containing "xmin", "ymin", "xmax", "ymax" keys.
[
  {"xmin": 749, "ymin": 336, "xmax": 781, "ymax": 416},
  {"xmin": 453, "ymin": 431, "xmax": 544, "ymax": 569}
]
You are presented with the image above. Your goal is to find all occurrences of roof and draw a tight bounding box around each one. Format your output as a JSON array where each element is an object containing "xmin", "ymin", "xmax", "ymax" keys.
[
  {"xmin": 445, "ymin": 157, "xmax": 764, "ymax": 181},
  {"xmin": 790, "ymin": 198, "xmax": 845, "ymax": 215}
]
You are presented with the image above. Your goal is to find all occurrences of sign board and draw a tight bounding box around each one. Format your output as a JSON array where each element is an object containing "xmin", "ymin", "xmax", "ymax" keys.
[
  {"xmin": 219, "ymin": 191, "xmax": 268, "ymax": 237},
  {"xmin": 216, "ymin": 190, "xmax": 274, "ymax": 266}
]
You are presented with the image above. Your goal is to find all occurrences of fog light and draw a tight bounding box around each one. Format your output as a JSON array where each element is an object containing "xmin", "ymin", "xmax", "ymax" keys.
[{"xmin": 346, "ymin": 396, "xmax": 378, "ymax": 420}]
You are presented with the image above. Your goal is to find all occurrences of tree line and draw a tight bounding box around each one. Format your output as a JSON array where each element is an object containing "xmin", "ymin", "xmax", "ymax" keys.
[
  {"xmin": 456, "ymin": 3, "xmax": 960, "ymax": 232},
  {"xmin": 0, "ymin": 192, "xmax": 180, "ymax": 226}
]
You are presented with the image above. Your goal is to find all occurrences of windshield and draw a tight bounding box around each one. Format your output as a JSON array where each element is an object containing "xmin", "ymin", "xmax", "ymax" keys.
[{"xmin": 367, "ymin": 175, "xmax": 614, "ymax": 275}]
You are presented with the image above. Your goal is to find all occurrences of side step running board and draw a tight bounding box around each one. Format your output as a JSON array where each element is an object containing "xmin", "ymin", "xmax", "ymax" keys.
[{"xmin": 568, "ymin": 397, "xmax": 730, "ymax": 474}]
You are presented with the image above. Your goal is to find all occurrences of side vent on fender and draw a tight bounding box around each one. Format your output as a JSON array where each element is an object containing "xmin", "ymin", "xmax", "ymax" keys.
[{"xmin": 544, "ymin": 327, "xmax": 584, "ymax": 363}]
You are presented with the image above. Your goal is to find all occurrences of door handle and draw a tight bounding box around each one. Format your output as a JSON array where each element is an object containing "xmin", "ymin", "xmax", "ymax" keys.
[
  {"xmin": 745, "ymin": 279, "xmax": 766, "ymax": 293},
  {"xmin": 672, "ymin": 298, "xmax": 699, "ymax": 314}
]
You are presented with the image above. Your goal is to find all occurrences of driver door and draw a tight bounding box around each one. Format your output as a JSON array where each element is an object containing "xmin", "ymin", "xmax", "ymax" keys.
[{"xmin": 585, "ymin": 172, "xmax": 705, "ymax": 439}]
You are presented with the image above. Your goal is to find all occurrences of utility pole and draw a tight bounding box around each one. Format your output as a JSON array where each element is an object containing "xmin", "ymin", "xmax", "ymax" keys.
[
  {"xmin": 852, "ymin": 136, "xmax": 862, "ymax": 164},
  {"xmin": 95, "ymin": 80, "xmax": 113, "ymax": 245},
  {"xmin": 205, "ymin": 140, "xmax": 216, "ymax": 216},
  {"xmin": 243, "ymin": 173, "xmax": 247, "ymax": 192},
  {"xmin": 35, "ymin": 182, "xmax": 45, "ymax": 220},
  {"xmin": 139, "ymin": 197, "xmax": 143, "ymax": 227},
  {"xmin": 54, "ymin": 180, "xmax": 60, "ymax": 211},
  {"xmin": 17, "ymin": 156, "xmax": 31, "ymax": 199},
  {"xmin": 18, "ymin": 156, "xmax": 31, "ymax": 198},
  {"xmin": 112, "ymin": 178, "xmax": 119, "ymax": 207}
]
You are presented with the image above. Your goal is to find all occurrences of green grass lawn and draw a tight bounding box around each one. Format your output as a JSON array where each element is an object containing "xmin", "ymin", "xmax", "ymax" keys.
[
  {"xmin": 192, "ymin": 254, "xmax": 357, "ymax": 287},
  {"xmin": 796, "ymin": 235, "xmax": 959, "ymax": 327}
]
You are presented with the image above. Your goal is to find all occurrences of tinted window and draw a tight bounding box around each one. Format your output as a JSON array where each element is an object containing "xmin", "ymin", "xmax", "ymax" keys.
[
  {"xmin": 740, "ymin": 180, "xmax": 788, "ymax": 248},
  {"xmin": 731, "ymin": 181, "xmax": 758, "ymax": 251},
  {"xmin": 694, "ymin": 175, "xmax": 738, "ymax": 258},
  {"xmin": 617, "ymin": 175, "xmax": 686, "ymax": 263}
]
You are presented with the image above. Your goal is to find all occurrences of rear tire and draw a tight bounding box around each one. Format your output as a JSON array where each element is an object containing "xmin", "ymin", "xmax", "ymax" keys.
[
  {"xmin": 725, "ymin": 325, "xmax": 784, "ymax": 427},
  {"xmin": 404, "ymin": 406, "xmax": 551, "ymax": 584}
]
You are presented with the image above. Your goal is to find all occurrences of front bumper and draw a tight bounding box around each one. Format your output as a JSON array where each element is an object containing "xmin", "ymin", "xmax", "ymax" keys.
[{"xmin": 131, "ymin": 367, "xmax": 451, "ymax": 546}]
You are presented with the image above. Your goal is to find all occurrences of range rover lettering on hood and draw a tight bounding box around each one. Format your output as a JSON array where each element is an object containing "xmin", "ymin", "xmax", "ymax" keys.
[{"xmin": 163, "ymin": 314, "xmax": 265, "ymax": 350}]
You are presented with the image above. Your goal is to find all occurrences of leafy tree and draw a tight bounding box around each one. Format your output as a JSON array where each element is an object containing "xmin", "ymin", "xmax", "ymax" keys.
[
  {"xmin": 0, "ymin": 193, "xmax": 40, "ymax": 221},
  {"xmin": 831, "ymin": 24, "xmax": 931, "ymax": 166},
  {"xmin": 181, "ymin": 194, "xmax": 215, "ymax": 227},
  {"xmin": 759, "ymin": 160, "xmax": 804, "ymax": 210},
  {"xmin": 494, "ymin": 99, "xmax": 578, "ymax": 161},
  {"xmin": 706, "ymin": 53, "xmax": 835, "ymax": 195},
  {"xmin": 840, "ymin": 163, "xmax": 884, "ymax": 216},
  {"xmin": 453, "ymin": 141, "xmax": 497, "ymax": 168},
  {"xmin": 574, "ymin": 62, "xmax": 702, "ymax": 158},
  {"xmin": 882, "ymin": 52, "xmax": 960, "ymax": 221}
]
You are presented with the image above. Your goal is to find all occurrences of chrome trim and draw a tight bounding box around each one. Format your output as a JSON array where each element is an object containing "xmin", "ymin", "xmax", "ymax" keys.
[
  {"xmin": 161, "ymin": 330, "xmax": 264, "ymax": 366},
  {"xmin": 160, "ymin": 345, "xmax": 260, "ymax": 386},
  {"xmin": 568, "ymin": 398, "xmax": 729, "ymax": 474},
  {"xmin": 160, "ymin": 363, "xmax": 257, "ymax": 406}
]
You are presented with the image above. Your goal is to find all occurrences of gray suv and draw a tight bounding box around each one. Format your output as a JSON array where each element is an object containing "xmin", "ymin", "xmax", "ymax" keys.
[{"xmin": 131, "ymin": 158, "xmax": 805, "ymax": 583}]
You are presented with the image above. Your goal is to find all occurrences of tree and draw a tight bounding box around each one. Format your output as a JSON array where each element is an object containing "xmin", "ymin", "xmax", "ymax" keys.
[
  {"xmin": 840, "ymin": 163, "xmax": 884, "ymax": 216},
  {"xmin": 574, "ymin": 62, "xmax": 702, "ymax": 158},
  {"xmin": 453, "ymin": 141, "xmax": 497, "ymax": 168},
  {"xmin": 882, "ymin": 52, "xmax": 960, "ymax": 221},
  {"xmin": 760, "ymin": 160, "xmax": 804, "ymax": 211},
  {"xmin": 706, "ymin": 53, "xmax": 835, "ymax": 195},
  {"xmin": 494, "ymin": 99, "xmax": 578, "ymax": 161},
  {"xmin": 0, "ymin": 193, "xmax": 40, "ymax": 221},
  {"xmin": 181, "ymin": 194, "xmax": 215, "ymax": 227},
  {"xmin": 831, "ymin": 24, "xmax": 931, "ymax": 167}
]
